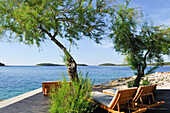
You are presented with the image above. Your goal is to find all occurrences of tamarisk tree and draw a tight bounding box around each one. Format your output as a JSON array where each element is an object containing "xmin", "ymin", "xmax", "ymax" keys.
[
  {"xmin": 0, "ymin": 0, "xmax": 108, "ymax": 81},
  {"xmin": 110, "ymin": 1, "xmax": 170, "ymax": 87}
]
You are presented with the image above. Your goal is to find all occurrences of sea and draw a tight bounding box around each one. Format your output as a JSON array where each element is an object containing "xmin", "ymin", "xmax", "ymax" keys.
[{"xmin": 0, "ymin": 66, "xmax": 170, "ymax": 100}]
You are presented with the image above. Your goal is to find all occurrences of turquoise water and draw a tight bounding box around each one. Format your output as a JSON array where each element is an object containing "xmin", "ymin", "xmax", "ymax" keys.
[{"xmin": 0, "ymin": 66, "xmax": 169, "ymax": 99}]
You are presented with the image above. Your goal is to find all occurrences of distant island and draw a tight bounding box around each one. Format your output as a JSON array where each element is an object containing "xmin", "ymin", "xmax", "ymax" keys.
[
  {"xmin": 99, "ymin": 62, "xmax": 170, "ymax": 66},
  {"xmin": 36, "ymin": 63, "xmax": 88, "ymax": 66},
  {"xmin": 149, "ymin": 62, "xmax": 170, "ymax": 66},
  {"xmin": 98, "ymin": 63, "xmax": 127, "ymax": 66},
  {"xmin": 0, "ymin": 62, "xmax": 5, "ymax": 66},
  {"xmin": 163, "ymin": 62, "xmax": 170, "ymax": 66},
  {"xmin": 36, "ymin": 63, "xmax": 64, "ymax": 66},
  {"xmin": 77, "ymin": 64, "xmax": 88, "ymax": 66},
  {"xmin": 36, "ymin": 62, "xmax": 170, "ymax": 66}
]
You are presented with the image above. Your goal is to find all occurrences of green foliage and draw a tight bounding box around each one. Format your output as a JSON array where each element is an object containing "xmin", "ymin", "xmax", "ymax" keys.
[
  {"xmin": 36, "ymin": 63, "xmax": 63, "ymax": 66},
  {"xmin": 160, "ymin": 78, "xmax": 164, "ymax": 81},
  {"xmin": 98, "ymin": 63, "xmax": 116, "ymax": 66},
  {"xmin": 141, "ymin": 78, "xmax": 151, "ymax": 86},
  {"xmin": 163, "ymin": 62, "xmax": 170, "ymax": 65},
  {"xmin": 49, "ymin": 73, "xmax": 95, "ymax": 113},
  {"xmin": 0, "ymin": 0, "xmax": 110, "ymax": 81},
  {"xmin": 0, "ymin": 0, "xmax": 107, "ymax": 46},
  {"xmin": 98, "ymin": 63, "xmax": 128, "ymax": 66},
  {"xmin": 109, "ymin": 0, "xmax": 170, "ymax": 86},
  {"xmin": 127, "ymin": 80, "xmax": 134, "ymax": 88},
  {"xmin": 127, "ymin": 78, "xmax": 151, "ymax": 88}
]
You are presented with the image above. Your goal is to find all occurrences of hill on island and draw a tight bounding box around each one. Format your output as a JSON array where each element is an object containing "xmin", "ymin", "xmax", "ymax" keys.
[
  {"xmin": 36, "ymin": 63, "xmax": 88, "ymax": 66},
  {"xmin": 98, "ymin": 63, "xmax": 116, "ymax": 66},
  {"xmin": 149, "ymin": 62, "xmax": 170, "ymax": 66},
  {"xmin": 36, "ymin": 63, "xmax": 64, "ymax": 66},
  {"xmin": 98, "ymin": 63, "xmax": 128, "ymax": 66},
  {"xmin": 0, "ymin": 62, "xmax": 5, "ymax": 66},
  {"xmin": 99, "ymin": 62, "xmax": 170, "ymax": 66}
]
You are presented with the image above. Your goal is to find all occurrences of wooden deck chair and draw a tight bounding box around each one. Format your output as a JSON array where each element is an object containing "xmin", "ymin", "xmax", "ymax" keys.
[
  {"xmin": 92, "ymin": 87, "xmax": 146, "ymax": 113},
  {"xmin": 42, "ymin": 81, "xmax": 71, "ymax": 96},
  {"xmin": 133, "ymin": 84, "xmax": 165, "ymax": 108}
]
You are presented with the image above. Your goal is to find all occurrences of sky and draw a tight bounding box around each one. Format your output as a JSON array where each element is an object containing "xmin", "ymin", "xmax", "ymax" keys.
[{"xmin": 0, "ymin": 0, "xmax": 170, "ymax": 66}]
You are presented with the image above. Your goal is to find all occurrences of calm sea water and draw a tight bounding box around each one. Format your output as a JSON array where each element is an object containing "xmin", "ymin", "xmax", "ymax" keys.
[{"xmin": 0, "ymin": 66, "xmax": 170, "ymax": 99}]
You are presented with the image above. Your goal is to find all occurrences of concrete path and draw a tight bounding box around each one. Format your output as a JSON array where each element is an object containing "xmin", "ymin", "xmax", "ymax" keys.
[
  {"xmin": 0, "ymin": 88, "xmax": 170, "ymax": 113},
  {"xmin": 0, "ymin": 88, "xmax": 49, "ymax": 113}
]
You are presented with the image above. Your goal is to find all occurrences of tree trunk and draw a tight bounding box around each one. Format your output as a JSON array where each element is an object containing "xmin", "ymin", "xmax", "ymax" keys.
[
  {"xmin": 51, "ymin": 37, "xmax": 78, "ymax": 81},
  {"xmin": 133, "ymin": 71, "xmax": 144, "ymax": 87},
  {"xmin": 66, "ymin": 55, "xmax": 78, "ymax": 81}
]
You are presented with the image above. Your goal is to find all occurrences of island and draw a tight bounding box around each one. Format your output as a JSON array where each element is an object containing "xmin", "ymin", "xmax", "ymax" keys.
[
  {"xmin": 99, "ymin": 62, "xmax": 170, "ymax": 66},
  {"xmin": 163, "ymin": 62, "xmax": 170, "ymax": 66},
  {"xmin": 77, "ymin": 64, "xmax": 88, "ymax": 66},
  {"xmin": 36, "ymin": 63, "xmax": 64, "ymax": 66},
  {"xmin": 36, "ymin": 63, "xmax": 88, "ymax": 66},
  {"xmin": 98, "ymin": 63, "xmax": 127, "ymax": 66},
  {"xmin": 0, "ymin": 62, "xmax": 5, "ymax": 66},
  {"xmin": 98, "ymin": 63, "xmax": 116, "ymax": 66}
]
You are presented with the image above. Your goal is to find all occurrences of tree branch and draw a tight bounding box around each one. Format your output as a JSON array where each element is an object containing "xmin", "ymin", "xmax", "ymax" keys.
[
  {"xmin": 38, "ymin": 25, "xmax": 52, "ymax": 37},
  {"xmin": 56, "ymin": 17, "xmax": 76, "ymax": 26}
]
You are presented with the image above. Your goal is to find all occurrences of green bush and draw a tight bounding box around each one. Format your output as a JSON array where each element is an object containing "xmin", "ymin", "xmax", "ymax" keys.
[
  {"xmin": 127, "ymin": 80, "xmax": 134, "ymax": 88},
  {"xmin": 127, "ymin": 78, "xmax": 151, "ymax": 88},
  {"xmin": 141, "ymin": 78, "xmax": 151, "ymax": 86},
  {"xmin": 49, "ymin": 73, "xmax": 95, "ymax": 113}
]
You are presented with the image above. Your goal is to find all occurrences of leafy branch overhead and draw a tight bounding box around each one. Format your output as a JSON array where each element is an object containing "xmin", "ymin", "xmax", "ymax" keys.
[
  {"xmin": 0, "ymin": 0, "xmax": 109, "ymax": 81},
  {"xmin": 0, "ymin": 0, "xmax": 107, "ymax": 46},
  {"xmin": 109, "ymin": 1, "xmax": 170, "ymax": 87}
]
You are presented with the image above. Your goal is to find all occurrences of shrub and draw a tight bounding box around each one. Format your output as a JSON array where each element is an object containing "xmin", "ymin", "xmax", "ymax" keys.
[
  {"xmin": 127, "ymin": 80, "xmax": 134, "ymax": 88},
  {"xmin": 49, "ymin": 72, "xmax": 95, "ymax": 113},
  {"xmin": 141, "ymin": 78, "xmax": 151, "ymax": 86},
  {"xmin": 127, "ymin": 77, "xmax": 151, "ymax": 88}
]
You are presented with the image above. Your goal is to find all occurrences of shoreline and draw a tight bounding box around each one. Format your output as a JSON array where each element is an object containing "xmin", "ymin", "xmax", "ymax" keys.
[
  {"xmin": 93, "ymin": 71, "xmax": 170, "ymax": 89},
  {"xmin": 0, "ymin": 72, "xmax": 170, "ymax": 113},
  {"xmin": 1, "ymin": 71, "xmax": 170, "ymax": 108}
]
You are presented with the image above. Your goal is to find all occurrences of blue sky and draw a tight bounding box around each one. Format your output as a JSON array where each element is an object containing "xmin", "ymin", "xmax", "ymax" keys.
[{"xmin": 0, "ymin": 0, "xmax": 170, "ymax": 66}]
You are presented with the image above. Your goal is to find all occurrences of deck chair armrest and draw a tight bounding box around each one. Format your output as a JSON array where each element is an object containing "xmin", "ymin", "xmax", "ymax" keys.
[
  {"xmin": 135, "ymin": 101, "xmax": 165, "ymax": 108},
  {"xmin": 103, "ymin": 89, "xmax": 117, "ymax": 96},
  {"xmin": 103, "ymin": 91, "xmax": 115, "ymax": 96},
  {"xmin": 132, "ymin": 108, "xmax": 147, "ymax": 113}
]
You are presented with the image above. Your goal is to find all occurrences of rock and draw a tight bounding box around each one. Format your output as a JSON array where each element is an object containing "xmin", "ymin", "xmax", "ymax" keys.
[
  {"xmin": 94, "ymin": 71, "xmax": 170, "ymax": 89},
  {"xmin": 108, "ymin": 80, "xmax": 118, "ymax": 85},
  {"xmin": 101, "ymin": 82, "xmax": 109, "ymax": 85},
  {"xmin": 149, "ymin": 79, "xmax": 155, "ymax": 81},
  {"xmin": 92, "ymin": 85, "xmax": 106, "ymax": 88},
  {"xmin": 118, "ymin": 77, "xmax": 132, "ymax": 81},
  {"xmin": 155, "ymin": 72, "xmax": 164, "ymax": 77}
]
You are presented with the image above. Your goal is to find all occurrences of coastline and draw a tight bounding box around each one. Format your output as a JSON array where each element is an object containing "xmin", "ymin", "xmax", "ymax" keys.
[
  {"xmin": 0, "ymin": 72, "xmax": 170, "ymax": 113},
  {"xmin": 93, "ymin": 71, "xmax": 170, "ymax": 89}
]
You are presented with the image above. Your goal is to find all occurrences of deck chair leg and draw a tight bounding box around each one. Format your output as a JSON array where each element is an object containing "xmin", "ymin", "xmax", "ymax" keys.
[
  {"xmin": 117, "ymin": 103, "xmax": 120, "ymax": 112},
  {"xmin": 45, "ymin": 88, "xmax": 47, "ymax": 95},
  {"xmin": 151, "ymin": 93, "xmax": 155, "ymax": 102},
  {"xmin": 140, "ymin": 97, "xmax": 143, "ymax": 104}
]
